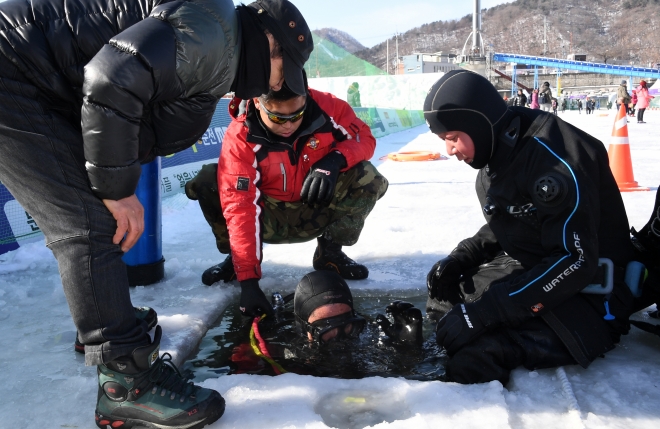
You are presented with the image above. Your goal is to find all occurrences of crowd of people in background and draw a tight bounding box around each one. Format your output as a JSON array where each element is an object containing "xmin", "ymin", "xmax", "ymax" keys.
[{"xmin": 503, "ymin": 79, "xmax": 654, "ymax": 123}]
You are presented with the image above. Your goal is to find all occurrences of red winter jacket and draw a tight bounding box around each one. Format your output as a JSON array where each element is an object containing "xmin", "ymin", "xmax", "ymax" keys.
[{"xmin": 218, "ymin": 89, "xmax": 376, "ymax": 281}]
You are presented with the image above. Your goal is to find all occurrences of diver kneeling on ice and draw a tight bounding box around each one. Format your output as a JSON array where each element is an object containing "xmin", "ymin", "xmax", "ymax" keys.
[{"xmin": 423, "ymin": 70, "xmax": 637, "ymax": 385}]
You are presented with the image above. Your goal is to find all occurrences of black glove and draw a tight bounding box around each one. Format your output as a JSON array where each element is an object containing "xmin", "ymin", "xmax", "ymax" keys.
[
  {"xmin": 239, "ymin": 279, "xmax": 274, "ymax": 317},
  {"xmin": 427, "ymin": 256, "xmax": 463, "ymax": 301},
  {"xmin": 435, "ymin": 289, "xmax": 507, "ymax": 355},
  {"xmin": 300, "ymin": 151, "xmax": 346, "ymax": 206},
  {"xmin": 375, "ymin": 301, "xmax": 423, "ymax": 345},
  {"xmin": 435, "ymin": 303, "xmax": 486, "ymax": 355}
]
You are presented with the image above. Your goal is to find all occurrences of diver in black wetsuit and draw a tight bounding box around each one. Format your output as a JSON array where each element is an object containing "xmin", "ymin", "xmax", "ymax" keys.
[{"xmin": 423, "ymin": 70, "xmax": 637, "ymax": 385}]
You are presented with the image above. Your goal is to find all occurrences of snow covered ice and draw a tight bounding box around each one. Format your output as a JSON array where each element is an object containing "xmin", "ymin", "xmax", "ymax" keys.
[{"xmin": 0, "ymin": 109, "xmax": 658, "ymax": 428}]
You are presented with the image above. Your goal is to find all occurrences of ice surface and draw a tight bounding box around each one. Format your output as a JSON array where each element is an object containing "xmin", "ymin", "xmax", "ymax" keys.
[{"xmin": 0, "ymin": 109, "xmax": 659, "ymax": 428}]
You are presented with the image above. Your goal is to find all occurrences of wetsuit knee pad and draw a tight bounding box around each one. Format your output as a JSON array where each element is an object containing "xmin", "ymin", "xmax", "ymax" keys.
[
  {"xmin": 506, "ymin": 319, "xmax": 576, "ymax": 371},
  {"xmin": 445, "ymin": 329, "xmax": 523, "ymax": 385}
]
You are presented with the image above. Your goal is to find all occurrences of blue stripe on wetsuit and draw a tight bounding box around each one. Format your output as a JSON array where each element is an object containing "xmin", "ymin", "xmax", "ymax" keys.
[{"xmin": 509, "ymin": 137, "xmax": 581, "ymax": 297}]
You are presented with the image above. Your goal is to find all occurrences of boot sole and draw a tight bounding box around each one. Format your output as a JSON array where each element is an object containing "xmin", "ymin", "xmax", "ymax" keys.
[{"xmin": 95, "ymin": 397, "xmax": 225, "ymax": 429}]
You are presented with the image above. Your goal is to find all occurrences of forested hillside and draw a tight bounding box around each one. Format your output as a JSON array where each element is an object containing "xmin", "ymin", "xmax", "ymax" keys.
[{"xmin": 346, "ymin": 0, "xmax": 660, "ymax": 73}]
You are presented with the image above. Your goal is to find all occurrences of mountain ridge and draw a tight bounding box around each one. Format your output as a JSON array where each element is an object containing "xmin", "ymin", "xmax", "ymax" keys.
[{"xmin": 322, "ymin": 0, "xmax": 660, "ymax": 73}]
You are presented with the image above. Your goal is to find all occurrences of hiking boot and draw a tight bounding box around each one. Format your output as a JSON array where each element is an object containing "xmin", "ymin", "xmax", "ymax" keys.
[
  {"xmin": 75, "ymin": 306, "xmax": 158, "ymax": 353},
  {"xmin": 202, "ymin": 254, "xmax": 236, "ymax": 286},
  {"xmin": 313, "ymin": 235, "xmax": 369, "ymax": 280},
  {"xmin": 96, "ymin": 326, "xmax": 225, "ymax": 429}
]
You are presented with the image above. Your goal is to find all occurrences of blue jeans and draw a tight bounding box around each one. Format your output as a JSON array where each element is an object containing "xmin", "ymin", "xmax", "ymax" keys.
[{"xmin": 0, "ymin": 60, "xmax": 149, "ymax": 365}]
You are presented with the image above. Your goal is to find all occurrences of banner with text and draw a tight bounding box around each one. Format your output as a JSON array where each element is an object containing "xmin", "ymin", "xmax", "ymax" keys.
[{"xmin": 1, "ymin": 90, "xmax": 427, "ymax": 254}]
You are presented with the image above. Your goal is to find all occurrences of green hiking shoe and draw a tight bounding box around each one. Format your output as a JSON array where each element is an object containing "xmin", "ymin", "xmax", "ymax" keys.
[
  {"xmin": 76, "ymin": 306, "xmax": 158, "ymax": 353},
  {"xmin": 95, "ymin": 326, "xmax": 225, "ymax": 429}
]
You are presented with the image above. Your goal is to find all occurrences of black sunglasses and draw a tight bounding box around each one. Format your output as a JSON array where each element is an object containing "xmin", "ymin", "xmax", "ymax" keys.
[
  {"xmin": 260, "ymin": 100, "xmax": 307, "ymax": 125},
  {"xmin": 297, "ymin": 312, "xmax": 366, "ymax": 343}
]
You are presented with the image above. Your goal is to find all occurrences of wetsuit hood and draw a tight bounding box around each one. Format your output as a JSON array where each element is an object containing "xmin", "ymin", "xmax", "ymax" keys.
[
  {"xmin": 424, "ymin": 70, "xmax": 509, "ymax": 169},
  {"xmin": 294, "ymin": 271, "xmax": 354, "ymax": 322}
]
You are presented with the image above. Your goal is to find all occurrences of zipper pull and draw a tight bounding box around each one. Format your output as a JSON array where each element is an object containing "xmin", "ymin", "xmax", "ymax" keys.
[
  {"xmin": 603, "ymin": 294, "xmax": 615, "ymax": 321},
  {"xmin": 280, "ymin": 163, "xmax": 287, "ymax": 192}
]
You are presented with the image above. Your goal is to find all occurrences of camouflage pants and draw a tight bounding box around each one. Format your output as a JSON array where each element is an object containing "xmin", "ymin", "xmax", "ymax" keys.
[{"xmin": 185, "ymin": 161, "xmax": 388, "ymax": 254}]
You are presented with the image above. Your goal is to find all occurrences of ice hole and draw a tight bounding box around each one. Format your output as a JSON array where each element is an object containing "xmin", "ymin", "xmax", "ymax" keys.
[{"xmin": 185, "ymin": 293, "xmax": 446, "ymax": 382}]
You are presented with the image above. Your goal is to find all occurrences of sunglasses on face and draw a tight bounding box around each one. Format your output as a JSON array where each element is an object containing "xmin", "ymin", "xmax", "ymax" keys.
[
  {"xmin": 298, "ymin": 312, "xmax": 366, "ymax": 343},
  {"xmin": 260, "ymin": 101, "xmax": 307, "ymax": 125}
]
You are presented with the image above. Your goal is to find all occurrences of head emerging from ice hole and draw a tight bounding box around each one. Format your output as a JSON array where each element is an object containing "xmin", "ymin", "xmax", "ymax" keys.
[
  {"xmin": 423, "ymin": 70, "xmax": 517, "ymax": 170},
  {"xmin": 294, "ymin": 271, "xmax": 366, "ymax": 343}
]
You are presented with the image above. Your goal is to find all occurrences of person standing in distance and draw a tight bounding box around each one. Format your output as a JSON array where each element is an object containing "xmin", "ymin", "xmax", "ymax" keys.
[
  {"xmin": 0, "ymin": 0, "xmax": 313, "ymax": 427},
  {"xmin": 633, "ymin": 80, "xmax": 655, "ymax": 123},
  {"xmin": 617, "ymin": 80, "xmax": 631, "ymax": 115}
]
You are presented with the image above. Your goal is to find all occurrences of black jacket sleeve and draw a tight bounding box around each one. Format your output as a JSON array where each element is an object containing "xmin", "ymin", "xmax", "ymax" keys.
[
  {"xmin": 81, "ymin": 0, "xmax": 238, "ymax": 200},
  {"xmin": 82, "ymin": 7, "xmax": 183, "ymax": 200}
]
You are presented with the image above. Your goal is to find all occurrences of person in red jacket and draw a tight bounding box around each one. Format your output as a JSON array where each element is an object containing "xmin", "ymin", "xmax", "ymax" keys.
[{"xmin": 186, "ymin": 82, "xmax": 388, "ymax": 316}]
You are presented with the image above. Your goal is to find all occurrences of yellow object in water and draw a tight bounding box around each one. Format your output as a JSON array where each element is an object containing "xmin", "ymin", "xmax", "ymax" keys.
[{"xmin": 344, "ymin": 397, "xmax": 366, "ymax": 403}]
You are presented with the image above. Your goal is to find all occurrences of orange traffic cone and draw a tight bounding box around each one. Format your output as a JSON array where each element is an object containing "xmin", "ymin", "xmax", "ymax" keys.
[{"xmin": 607, "ymin": 104, "xmax": 649, "ymax": 192}]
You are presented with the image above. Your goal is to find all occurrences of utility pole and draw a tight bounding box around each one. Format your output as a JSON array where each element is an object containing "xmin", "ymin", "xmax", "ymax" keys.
[
  {"xmin": 542, "ymin": 16, "xmax": 547, "ymax": 57},
  {"xmin": 395, "ymin": 32, "xmax": 399, "ymax": 75},
  {"xmin": 472, "ymin": 0, "xmax": 482, "ymax": 55},
  {"xmin": 386, "ymin": 38, "xmax": 389, "ymax": 75}
]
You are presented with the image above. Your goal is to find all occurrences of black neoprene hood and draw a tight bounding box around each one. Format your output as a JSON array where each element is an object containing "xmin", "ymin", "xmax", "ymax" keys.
[
  {"xmin": 423, "ymin": 70, "xmax": 509, "ymax": 169},
  {"xmin": 294, "ymin": 271, "xmax": 354, "ymax": 322}
]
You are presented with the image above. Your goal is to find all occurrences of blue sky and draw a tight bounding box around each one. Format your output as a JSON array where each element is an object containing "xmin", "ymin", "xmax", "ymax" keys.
[{"xmin": 235, "ymin": 0, "xmax": 513, "ymax": 48}]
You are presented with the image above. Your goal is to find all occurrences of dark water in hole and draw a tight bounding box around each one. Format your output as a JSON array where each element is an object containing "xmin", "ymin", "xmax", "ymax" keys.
[{"xmin": 184, "ymin": 293, "xmax": 447, "ymax": 382}]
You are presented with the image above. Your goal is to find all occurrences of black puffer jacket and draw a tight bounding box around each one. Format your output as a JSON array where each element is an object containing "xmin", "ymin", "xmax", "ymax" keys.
[{"xmin": 0, "ymin": 0, "xmax": 240, "ymax": 199}]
